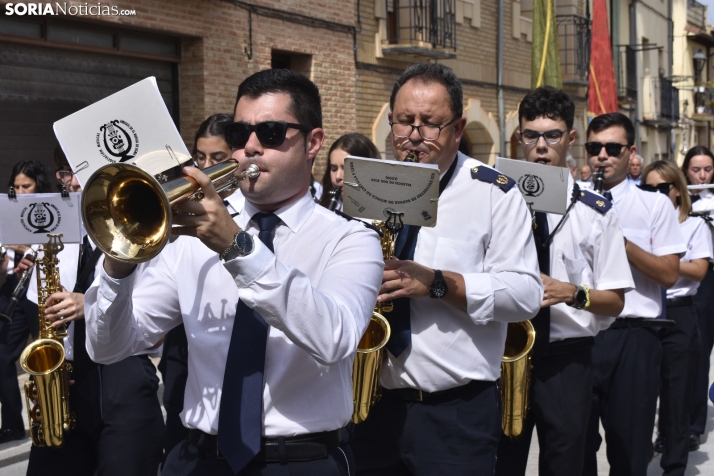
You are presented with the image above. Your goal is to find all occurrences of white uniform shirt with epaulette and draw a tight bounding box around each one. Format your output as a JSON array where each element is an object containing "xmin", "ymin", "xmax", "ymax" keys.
[
  {"xmin": 380, "ymin": 152, "xmax": 543, "ymax": 393},
  {"xmin": 606, "ymin": 179, "xmax": 686, "ymax": 318},
  {"xmin": 667, "ymin": 213, "xmax": 712, "ymax": 298},
  {"xmin": 545, "ymin": 180, "xmax": 634, "ymax": 340}
]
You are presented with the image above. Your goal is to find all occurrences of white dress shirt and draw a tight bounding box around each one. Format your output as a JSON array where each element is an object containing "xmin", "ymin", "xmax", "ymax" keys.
[
  {"xmin": 380, "ymin": 152, "xmax": 543, "ymax": 392},
  {"xmin": 667, "ymin": 214, "xmax": 712, "ymax": 298},
  {"xmin": 606, "ymin": 179, "xmax": 686, "ymax": 318},
  {"xmin": 691, "ymin": 188, "xmax": 714, "ymax": 214},
  {"xmin": 576, "ymin": 180, "xmax": 593, "ymax": 190},
  {"xmin": 84, "ymin": 191, "xmax": 384, "ymax": 437},
  {"xmin": 546, "ymin": 184, "xmax": 634, "ymax": 340}
]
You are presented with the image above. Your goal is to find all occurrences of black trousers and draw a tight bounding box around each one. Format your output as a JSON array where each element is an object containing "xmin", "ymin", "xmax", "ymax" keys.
[
  {"xmin": 583, "ymin": 326, "xmax": 662, "ymax": 476},
  {"xmin": 26, "ymin": 355, "xmax": 165, "ymax": 476},
  {"xmin": 691, "ymin": 269, "xmax": 714, "ymax": 436},
  {"xmin": 657, "ymin": 304, "xmax": 701, "ymax": 476},
  {"xmin": 158, "ymin": 323, "xmax": 190, "ymax": 460},
  {"xmin": 496, "ymin": 346, "xmax": 592, "ymax": 476},
  {"xmin": 162, "ymin": 436, "xmax": 354, "ymax": 475},
  {"xmin": 0, "ymin": 298, "xmax": 34, "ymax": 431},
  {"xmin": 352, "ymin": 380, "xmax": 501, "ymax": 476}
]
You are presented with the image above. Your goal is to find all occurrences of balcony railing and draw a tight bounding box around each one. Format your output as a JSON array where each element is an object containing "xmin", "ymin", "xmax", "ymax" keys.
[
  {"xmin": 642, "ymin": 76, "xmax": 680, "ymax": 122},
  {"xmin": 688, "ymin": 0, "xmax": 707, "ymax": 30},
  {"xmin": 383, "ymin": 0, "xmax": 456, "ymax": 58},
  {"xmin": 556, "ymin": 14, "xmax": 591, "ymax": 85},
  {"xmin": 617, "ymin": 46, "xmax": 637, "ymax": 101}
]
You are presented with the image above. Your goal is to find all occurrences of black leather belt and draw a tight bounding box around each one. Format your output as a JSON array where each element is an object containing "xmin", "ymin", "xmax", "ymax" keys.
[
  {"xmin": 383, "ymin": 379, "xmax": 490, "ymax": 402},
  {"xmin": 608, "ymin": 317, "xmax": 676, "ymax": 329},
  {"xmin": 666, "ymin": 296, "xmax": 694, "ymax": 308},
  {"xmin": 543, "ymin": 336, "xmax": 594, "ymax": 357},
  {"xmin": 187, "ymin": 428, "xmax": 342, "ymax": 462}
]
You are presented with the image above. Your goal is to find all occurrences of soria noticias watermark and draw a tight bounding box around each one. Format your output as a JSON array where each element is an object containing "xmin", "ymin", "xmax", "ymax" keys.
[{"xmin": 4, "ymin": 3, "xmax": 137, "ymax": 16}]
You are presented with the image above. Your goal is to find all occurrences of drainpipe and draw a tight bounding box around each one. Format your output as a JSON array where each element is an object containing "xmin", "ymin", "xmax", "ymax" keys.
[
  {"xmin": 630, "ymin": 0, "xmax": 641, "ymax": 152},
  {"xmin": 498, "ymin": 0, "xmax": 506, "ymax": 158}
]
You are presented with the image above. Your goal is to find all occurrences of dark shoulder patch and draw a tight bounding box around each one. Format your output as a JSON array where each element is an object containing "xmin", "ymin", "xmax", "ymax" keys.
[
  {"xmin": 689, "ymin": 212, "xmax": 713, "ymax": 223},
  {"xmin": 470, "ymin": 165, "xmax": 516, "ymax": 193},
  {"xmin": 579, "ymin": 189, "xmax": 612, "ymax": 214}
]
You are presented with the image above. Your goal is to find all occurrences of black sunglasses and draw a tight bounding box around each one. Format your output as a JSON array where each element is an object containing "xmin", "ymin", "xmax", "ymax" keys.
[
  {"xmin": 585, "ymin": 142, "xmax": 630, "ymax": 157},
  {"xmin": 639, "ymin": 182, "xmax": 674, "ymax": 195},
  {"xmin": 224, "ymin": 121, "xmax": 313, "ymax": 149}
]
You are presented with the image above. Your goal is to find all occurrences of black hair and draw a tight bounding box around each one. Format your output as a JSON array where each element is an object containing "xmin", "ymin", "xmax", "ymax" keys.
[
  {"xmin": 389, "ymin": 63, "xmax": 463, "ymax": 119},
  {"xmin": 9, "ymin": 160, "xmax": 52, "ymax": 193},
  {"xmin": 681, "ymin": 145, "xmax": 714, "ymax": 185},
  {"xmin": 192, "ymin": 113, "xmax": 234, "ymax": 158},
  {"xmin": 235, "ymin": 69, "xmax": 322, "ymax": 129},
  {"xmin": 586, "ymin": 112, "xmax": 635, "ymax": 146},
  {"xmin": 319, "ymin": 133, "xmax": 381, "ymax": 209},
  {"xmin": 518, "ymin": 86, "xmax": 575, "ymax": 129}
]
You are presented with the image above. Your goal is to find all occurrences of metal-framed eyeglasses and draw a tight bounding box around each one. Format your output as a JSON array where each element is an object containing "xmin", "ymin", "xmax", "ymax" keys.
[
  {"xmin": 519, "ymin": 129, "xmax": 570, "ymax": 145},
  {"xmin": 389, "ymin": 117, "xmax": 458, "ymax": 141},
  {"xmin": 55, "ymin": 168, "xmax": 74, "ymax": 183}
]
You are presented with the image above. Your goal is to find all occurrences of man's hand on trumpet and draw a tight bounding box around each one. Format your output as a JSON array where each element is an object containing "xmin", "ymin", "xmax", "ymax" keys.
[{"xmin": 171, "ymin": 166, "xmax": 241, "ymax": 255}]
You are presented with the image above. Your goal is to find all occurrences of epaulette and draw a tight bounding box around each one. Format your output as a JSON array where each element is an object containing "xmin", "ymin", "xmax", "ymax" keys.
[
  {"xmin": 578, "ymin": 189, "xmax": 612, "ymax": 214},
  {"xmin": 334, "ymin": 210, "xmax": 383, "ymax": 237},
  {"xmin": 470, "ymin": 165, "xmax": 516, "ymax": 193},
  {"xmin": 689, "ymin": 212, "xmax": 713, "ymax": 223}
]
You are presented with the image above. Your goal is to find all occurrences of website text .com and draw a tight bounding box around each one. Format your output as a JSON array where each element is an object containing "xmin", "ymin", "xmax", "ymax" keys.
[{"xmin": 5, "ymin": 3, "xmax": 137, "ymax": 16}]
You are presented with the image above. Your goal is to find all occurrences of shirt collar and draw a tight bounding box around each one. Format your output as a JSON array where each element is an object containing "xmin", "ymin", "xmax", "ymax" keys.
[
  {"xmin": 606, "ymin": 177, "xmax": 631, "ymax": 204},
  {"xmin": 239, "ymin": 190, "xmax": 315, "ymax": 234},
  {"xmin": 224, "ymin": 189, "xmax": 245, "ymax": 213}
]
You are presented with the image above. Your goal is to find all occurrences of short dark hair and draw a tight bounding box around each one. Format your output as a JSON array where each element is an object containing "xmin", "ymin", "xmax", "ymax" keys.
[
  {"xmin": 9, "ymin": 160, "xmax": 52, "ymax": 193},
  {"xmin": 586, "ymin": 112, "xmax": 635, "ymax": 146},
  {"xmin": 389, "ymin": 63, "xmax": 463, "ymax": 119},
  {"xmin": 319, "ymin": 133, "xmax": 381, "ymax": 208},
  {"xmin": 681, "ymin": 145, "xmax": 714, "ymax": 185},
  {"xmin": 235, "ymin": 69, "xmax": 322, "ymax": 129},
  {"xmin": 518, "ymin": 86, "xmax": 575, "ymax": 129},
  {"xmin": 53, "ymin": 144, "xmax": 69, "ymax": 170},
  {"xmin": 192, "ymin": 113, "xmax": 234, "ymax": 157}
]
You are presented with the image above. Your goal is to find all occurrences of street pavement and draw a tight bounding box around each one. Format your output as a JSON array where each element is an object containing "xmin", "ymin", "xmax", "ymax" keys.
[{"xmin": 0, "ymin": 357, "xmax": 713, "ymax": 475}]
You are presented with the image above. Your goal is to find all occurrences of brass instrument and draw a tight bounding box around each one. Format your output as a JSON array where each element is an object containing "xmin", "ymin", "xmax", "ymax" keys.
[
  {"xmin": 352, "ymin": 221, "xmax": 392, "ymax": 424},
  {"xmin": 500, "ymin": 320, "xmax": 536, "ymax": 439},
  {"xmin": 0, "ymin": 248, "xmax": 38, "ymax": 323},
  {"xmin": 20, "ymin": 234, "xmax": 75, "ymax": 447},
  {"xmin": 81, "ymin": 161, "xmax": 260, "ymax": 263}
]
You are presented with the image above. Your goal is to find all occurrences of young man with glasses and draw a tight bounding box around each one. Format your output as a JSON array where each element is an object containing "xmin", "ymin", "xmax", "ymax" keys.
[
  {"xmin": 351, "ymin": 63, "xmax": 542, "ymax": 475},
  {"xmin": 495, "ymin": 87, "xmax": 633, "ymax": 476},
  {"xmin": 83, "ymin": 68, "xmax": 384, "ymax": 476},
  {"xmin": 582, "ymin": 112, "xmax": 686, "ymax": 476}
]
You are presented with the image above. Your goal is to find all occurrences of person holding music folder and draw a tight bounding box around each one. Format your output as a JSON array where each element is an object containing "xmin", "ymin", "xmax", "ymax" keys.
[
  {"xmin": 158, "ymin": 112, "xmax": 246, "ymax": 463},
  {"xmin": 582, "ymin": 113, "xmax": 686, "ymax": 476},
  {"xmin": 318, "ymin": 132, "xmax": 381, "ymax": 211},
  {"xmin": 495, "ymin": 87, "xmax": 633, "ymax": 476},
  {"xmin": 84, "ymin": 68, "xmax": 384, "ymax": 476},
  {"xmin": 24, "ymin": 148, "xmax": 165, "ymax": 476},
  {"xmin": 642, "ymin": 160, "xmax": 711, "ymax": 476},
  {"xmin": 350, "ymin": 63, "xmax": 542, "ymax": 476},
  {"xmin": 681, "ymin": 145, "xmax": 714, "ymax": 451},
  {"xmin": 0, "ymin": 160, "xmax": 52, "ymax": 444}
]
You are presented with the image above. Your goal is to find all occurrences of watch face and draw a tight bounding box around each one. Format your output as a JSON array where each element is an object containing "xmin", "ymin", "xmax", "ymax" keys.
[
  {"xmin": 431, "ymin": 282, "xmax": 447, "ymax": 298},
  {"xmin": 235, "ymin": 231, "xmax": 254, "ymax": 255},
  {"xmin": 575, "ymin": 289, "xmax": 587, "ymax": 307}
]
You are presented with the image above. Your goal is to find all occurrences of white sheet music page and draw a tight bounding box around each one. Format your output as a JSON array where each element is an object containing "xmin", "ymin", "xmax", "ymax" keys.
[{"xmin": 0, "ymin": 193, "xmax": 82, "ymax": 245}]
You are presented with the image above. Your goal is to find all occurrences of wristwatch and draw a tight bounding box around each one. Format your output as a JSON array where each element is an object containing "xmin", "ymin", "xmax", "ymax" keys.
[
  {"xmin": 429, "ymin": 269, "xmax": 448, "ymax": 299},
  {"xmin": 220, "ymin": 230, "xmax": 254, "ymax": 261},
  {"xmin": 570, "ymin": 284, "xmax": 591, "ymax": 310}
]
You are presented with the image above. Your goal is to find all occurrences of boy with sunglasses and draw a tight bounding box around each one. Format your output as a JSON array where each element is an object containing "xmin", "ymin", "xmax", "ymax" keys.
[
  {"xmin": 583, "ymin": 112, "xmax": 686, "ymax": 476},
  {"xmin": 495, "ymin": 87, "xmax": 633, "ymax": 476},
  {"xmin": 83, "ymin": 69, "xmax": 384, "ymax": 476}
]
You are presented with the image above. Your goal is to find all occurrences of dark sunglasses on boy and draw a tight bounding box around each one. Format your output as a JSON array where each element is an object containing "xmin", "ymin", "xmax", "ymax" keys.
[
  {"xmin": 224, "ymin": 121, "xmax": 313, "ymax": 149},
  {"xmin": 584, "ymin": 142, "xmax": 629, "ymax": 157}
]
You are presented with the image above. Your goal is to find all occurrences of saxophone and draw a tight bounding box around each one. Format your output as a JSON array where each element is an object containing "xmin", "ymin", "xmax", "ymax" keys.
[
  {"xmin": 500, "ymin": 320, "xmax": 535, "ymax": 438},
  {"xmin": 20, "ymin": 234, "xmax": 75, "ymax": 447}
]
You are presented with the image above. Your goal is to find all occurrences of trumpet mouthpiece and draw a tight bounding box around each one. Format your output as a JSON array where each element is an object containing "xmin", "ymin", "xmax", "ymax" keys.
[{"xmin": 242, "ymin": 163, "xmax": 261, "ymax": 179}]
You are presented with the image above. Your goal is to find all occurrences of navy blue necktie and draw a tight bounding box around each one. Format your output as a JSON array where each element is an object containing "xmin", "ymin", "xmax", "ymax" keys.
[
  {"xmin": 218, "ymin": 212, "xmax": 281, "ymax": 474},
  {"xmin": 531, "ymin": 212, "xmax": 551, "ymax": 360},
  {"xmin": 692, "ymin": 194, "xmax": 701, "ymax": 204},
  {"xmin": 603, "ymin": 191, "xmax": 613, "ymax": 202}
]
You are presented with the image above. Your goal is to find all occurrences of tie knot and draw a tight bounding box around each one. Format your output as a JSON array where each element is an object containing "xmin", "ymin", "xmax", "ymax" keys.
[
  {"xmin": 603, "ymin": 191, "xmax": 613, "ymax": 202},
  {"xmin": 252, "ymin": 212, "xmax": 281, "ymax": 233}
]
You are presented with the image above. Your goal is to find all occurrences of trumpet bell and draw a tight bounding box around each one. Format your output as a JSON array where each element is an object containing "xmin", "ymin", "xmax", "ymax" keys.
[{"xmin": 82, "ymin": 164, "xmax": 171, "ymax": 263}]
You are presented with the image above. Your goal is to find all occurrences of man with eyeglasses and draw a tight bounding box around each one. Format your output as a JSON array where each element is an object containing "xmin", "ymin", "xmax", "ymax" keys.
[
  {"xmin": 495, "ymin": 87, "xmax": 633, "ymax": 476},
  {"xmin": 351, "ymin": 63, "xmax": 542, "ymax": 475},
  {"xmin": 84, "ymin": 68, "xmax": 383, "ymax": 476},
  {"xmin": 582, "ymin": 112, "xmax": 686, "ymax": 476}
]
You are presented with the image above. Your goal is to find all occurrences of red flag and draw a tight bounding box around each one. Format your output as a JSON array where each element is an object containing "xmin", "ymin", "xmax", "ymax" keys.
[{"xmin": 588, "ymin": 0, "xmax": 619, "ymax": 116}]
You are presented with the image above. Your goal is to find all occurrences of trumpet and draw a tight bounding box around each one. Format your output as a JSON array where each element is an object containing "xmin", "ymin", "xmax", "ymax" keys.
[
  {"xmin": 0, "ymin": 249, "xmax": 38, "ymax": 323},
  {"xmin": 82, "ymin": 161, "xmax": 260, "ymax": 263}
]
